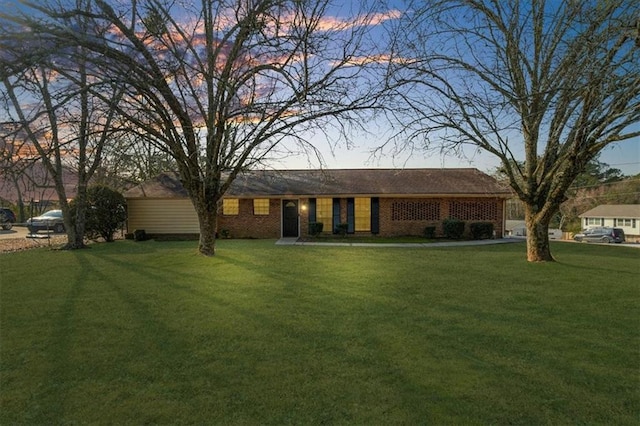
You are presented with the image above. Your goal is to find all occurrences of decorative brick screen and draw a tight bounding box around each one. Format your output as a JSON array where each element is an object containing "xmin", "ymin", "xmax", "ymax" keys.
[
  {"xmin": 449, "ymin": 201, "xmax": 498, "ymax": 221},
  {"xmin": 392, "ymin": 201, "xmax": 441, "ymax": 221}
]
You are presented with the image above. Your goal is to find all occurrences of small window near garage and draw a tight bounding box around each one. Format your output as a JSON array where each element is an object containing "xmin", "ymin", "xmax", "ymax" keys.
[
  {"xmin": 223, "ymin": 198, "xmax": 239, "ymax": 215},
  {"xmin": 253, "ymin": 199, "xmax": 269, "ymax": 215}
]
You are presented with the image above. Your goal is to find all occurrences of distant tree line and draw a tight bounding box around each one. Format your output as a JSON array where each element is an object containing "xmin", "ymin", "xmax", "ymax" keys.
[{"xmin": 504, "ymin": 158, "xmax": 639, "ymax": 231}]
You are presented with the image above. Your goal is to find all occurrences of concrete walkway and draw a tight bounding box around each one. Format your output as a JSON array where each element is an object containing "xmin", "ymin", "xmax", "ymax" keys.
[{"xmin": 275, "ymin": 237, "xmax": 526, "ymax": 248}]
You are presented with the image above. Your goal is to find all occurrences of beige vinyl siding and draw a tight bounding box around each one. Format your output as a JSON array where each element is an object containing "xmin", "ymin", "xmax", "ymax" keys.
[{"xmin": 127, "ymin": 198, "xmax": 199, "ymax": 234}]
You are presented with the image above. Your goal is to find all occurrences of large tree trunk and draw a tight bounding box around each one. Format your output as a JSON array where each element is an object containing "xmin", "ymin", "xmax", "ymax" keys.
[
  {"xmin": 193, "ymin": 196, "xmax": 219, "ymax": 256},
  {"xmin": 198, "ymin": 215, "xmax": 218, "ymax": 256},
  {"xmin": 66, "ymin": 178, "xmax": 89, "ymax": 249},
  {"xmin": 524, "ymin": 206, "xmax": 554, "ymax": 262},
  {"xmin": 57, "ymin": 182, "xmax": 87, "ymax": 250},
  {"xmin": 67, "ymin": 203, "xmax": 87, "ymax": 250}
]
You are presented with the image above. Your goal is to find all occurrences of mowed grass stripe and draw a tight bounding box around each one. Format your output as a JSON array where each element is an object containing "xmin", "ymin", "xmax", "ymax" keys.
[{"xmin": 1, "ymin": 240, "xmax": 638, "ymax": 424}]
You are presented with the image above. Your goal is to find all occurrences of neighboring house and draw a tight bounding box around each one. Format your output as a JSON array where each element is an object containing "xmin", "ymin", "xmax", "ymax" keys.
[
  {"xmin": 505, "ymin": 220, "xmax": 562, "ymax": 239},
  {"xmin": 124, "ymin": 168, "xmax": 512, "ymax": 239},
  {"xmin": 505, "ymin": 220, "xmax": 526, "ymax": 236},
  {"xmin": 0, "ymin": 162, "xmax": 78, "ymax": 205},
  {"xmin": 579, "ymin": 204, "xmax": 640, "ymax": 241}
]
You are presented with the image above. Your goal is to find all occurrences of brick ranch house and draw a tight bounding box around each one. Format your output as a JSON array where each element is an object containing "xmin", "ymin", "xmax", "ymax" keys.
[{"xmin": 124, "ymin": 168, "xmax": 512, "ymax": 239}]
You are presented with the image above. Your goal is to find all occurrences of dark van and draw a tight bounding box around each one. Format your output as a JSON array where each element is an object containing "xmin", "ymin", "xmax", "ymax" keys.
[{"xmin": 573, "ymin": 227, "xmax": 625, "ymax": 243}]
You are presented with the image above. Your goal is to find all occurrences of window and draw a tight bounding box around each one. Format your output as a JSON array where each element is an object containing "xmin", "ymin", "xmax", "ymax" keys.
[
  {"xmin": 316, "ymin": 198, "xmax": 332, "ymax": 231},
  {"xmin": 586, "ymin": 217, "xmax": 602, "ymax": 226},
  {"xmin": 253, "ymin": 199, "xmax": 269, "ymax": 215},
  {"xmin": 355, "ymin": 198, "xmax": 371, "ymax": 231},
  {"xmin": 223, "ymin": 198, "xmax": 239, "ymax": 215},
  {"xmin": 616, "ymin": 218, "xmax": 632, "ymax": 227}
]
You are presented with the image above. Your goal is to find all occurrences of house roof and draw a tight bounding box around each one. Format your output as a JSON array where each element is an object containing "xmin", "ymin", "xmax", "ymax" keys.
[
  {"xmin": 0, "ymin": 162, "xmax": 78, "ymax": 205},
  {"xmin": 125, "ymin": 168, "xmax": 512, "ymax": 199},
  {"xmin": 579, "ymin": 204, "xmax": 640, "ymax": 218}
]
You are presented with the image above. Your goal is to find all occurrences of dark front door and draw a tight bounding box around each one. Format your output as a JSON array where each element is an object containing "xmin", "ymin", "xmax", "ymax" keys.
[{"xmin": 282, "ymin": 199, "xmax": 299, "ymax": 237}]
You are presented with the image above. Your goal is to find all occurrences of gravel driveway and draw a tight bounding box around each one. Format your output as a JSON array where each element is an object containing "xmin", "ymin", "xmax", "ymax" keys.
[
  {"xmin": 0, "ymin": 230, "xmax": 67, "ymax": 253},
  {"xmin": 0, "ymin": 226, "xmax": 127, "ymax": 253}
]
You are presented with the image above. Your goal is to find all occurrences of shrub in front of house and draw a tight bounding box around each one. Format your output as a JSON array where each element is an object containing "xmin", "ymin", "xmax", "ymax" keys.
[
  {"xmin": 423, "ymin": 226, "xmax": 436, "ymax": 239},
  {"xmin": 86, "ymin": 186, "xmax": 127, "ymax": 242},
  {"xmin": 70, "ymin": 185, "xmax": 127, "ymax": 242},
  {"xmin": 443, "ymin": 218, "xmax": 465, "ymax": 239},
  {"xmin": 470, "ymin": 222, "xmax": 494, "ymax": 240},
  {"xmin": 335, "ymin": 223, "xmax": 348, "ymax": 236},
  {"xmin": 309, "ymin": 222, "xmax": 324, "ymax": 236}
]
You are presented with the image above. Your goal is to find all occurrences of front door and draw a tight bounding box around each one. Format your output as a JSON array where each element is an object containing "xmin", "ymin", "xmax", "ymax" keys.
[{"xmin": 282, "ymin": 199, "xmax": 299, "ymax": 237}]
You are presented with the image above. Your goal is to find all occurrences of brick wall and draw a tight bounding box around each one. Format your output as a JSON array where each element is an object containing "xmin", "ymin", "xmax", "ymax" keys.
[
  {"xmin": 300, "ymin": 198, "xmax": 310, "ymax": 236},
  {"xmin": 377, "ymin": 197, "xmax": 505, "ymax": 238},
  {"xmin": 214, "ymin": 196, "xmax": 505, "ymax": 239},
  {"xmin": 218, "ymin": 198, "xmax": 282, "ymax": 238}
]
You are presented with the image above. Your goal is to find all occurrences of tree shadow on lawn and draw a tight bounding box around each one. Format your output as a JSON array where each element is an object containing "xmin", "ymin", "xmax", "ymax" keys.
[
  {"xmin": 23, "ymin": 241, "xmax": 637, "ymax": 424},
  {"xmin": 20, "ymin": 250, "xmax": 212, "ymax": 424},
  {"xmin": 35, "ymin": 247, "xmax": 381, "ymax": 422},
  {"xmin": 549, "ymin": 242, "xmax": 640, "ymax": 276},
  {"xmin": 49, "ymin": 246, "xmax": 443, "ymax": 422},
  {"xmin": 27, "ymin": 249, "xmax": 207, "ymax": 423}
]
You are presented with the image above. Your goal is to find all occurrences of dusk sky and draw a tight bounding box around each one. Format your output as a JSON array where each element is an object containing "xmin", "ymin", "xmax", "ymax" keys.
[
  {"xmin": 267, "ymin": 107, "xmax": 638, "ymax": 175},
  {"xmin": 276, "ymin": 121, "xmax": 639, "ymax": 177},
  {"xmin": 1, "ymin": 0, "xmax": 638, "ymax": 177}
]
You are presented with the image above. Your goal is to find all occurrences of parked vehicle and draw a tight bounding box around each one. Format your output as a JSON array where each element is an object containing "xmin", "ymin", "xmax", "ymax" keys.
[
  {"xmin": 573, "ymin": 227, "xmax": 625, "ymax": 244},
  {"xmin": 26, "ymin": 210, "xmax": 65, "ymax": 234},
  {"xmin": 1, "ymin": 208, "xmax": 16, "ymax": 230}
]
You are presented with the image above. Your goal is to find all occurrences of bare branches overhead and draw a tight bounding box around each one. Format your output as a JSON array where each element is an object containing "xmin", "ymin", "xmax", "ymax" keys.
[
  {"xmin": 1, "ymin": 0, "xmax": 396, "ymax": 255},
  {"xmin": 387, "ymin": 0, "xmax": 640, "ymax": 261}
]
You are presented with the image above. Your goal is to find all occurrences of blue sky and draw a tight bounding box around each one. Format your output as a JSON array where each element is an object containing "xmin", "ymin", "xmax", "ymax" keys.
[
  {"xmin": 273, "ymin": 0, "xmax": 640, "ymax": 176},
  {"xmin": 2, "ymin": 0, "xmax": 638, "ymax": 176},
  {"xmin": 275, "ymin": 122, "xmax": 639, "ymax": 176}
]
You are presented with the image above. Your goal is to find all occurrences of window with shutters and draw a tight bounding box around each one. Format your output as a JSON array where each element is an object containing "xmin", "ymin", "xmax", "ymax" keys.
[
  {"xmin": 316, "ymin": 198, "xmax": 332, "ymax": 231},
  {"xmin": 616, "ymin": 218, "xmax": 632, "ymax": 227},
  {"xmin": 586, "ymin": 217, "xmax": 602, "ymax": 226}
]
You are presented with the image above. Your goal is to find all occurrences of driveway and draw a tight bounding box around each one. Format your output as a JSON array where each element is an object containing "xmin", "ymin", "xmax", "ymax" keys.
[
  {"xmin": 0, "ymin": 225, "xmax": 63, "ymax": 240},
  {"xmin": 0, "ymin": 225, "xmax": 69, "ymax": 253},
  {"xmin": 0, "ymin": 226, "xmax": 29, "ymax": 240}
]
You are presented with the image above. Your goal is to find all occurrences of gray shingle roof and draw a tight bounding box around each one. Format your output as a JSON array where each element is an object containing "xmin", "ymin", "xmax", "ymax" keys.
[
  {"xmin": 579, "ymin": 204, "xmax": 640, "ymax": 218},
  {"xmin": 125, "ymin": 168, "xmax": 512, "ymax": 198}
]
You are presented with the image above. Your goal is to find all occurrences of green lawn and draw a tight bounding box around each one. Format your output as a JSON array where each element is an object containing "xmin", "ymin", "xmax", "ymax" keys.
[{"xmin": 1, "ymin": 240, "xmax": 638, "ymax": 424}]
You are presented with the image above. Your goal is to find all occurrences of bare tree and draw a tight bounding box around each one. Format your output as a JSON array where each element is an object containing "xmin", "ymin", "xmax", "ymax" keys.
[
  {"xmin": 386, "ymin": 0, "xmax": 640, "ymax": 261},
  {"xmin": 6, "ymin": 0, "xmax": 393, "ymax": 255},
  {"xmin": 0, "ymin": 6, "xmax": 125, "ymax": 248},
  {"xmin": 89, "ymin": 130, "xmax": 178, "ymax": 191},
  {"xmin": 0, "ymin": 122, "xmax": 59, "ymax": 221},
  {"xmin": 0, "ymin": 122, "xmax": 30, "ymax": 219}
]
